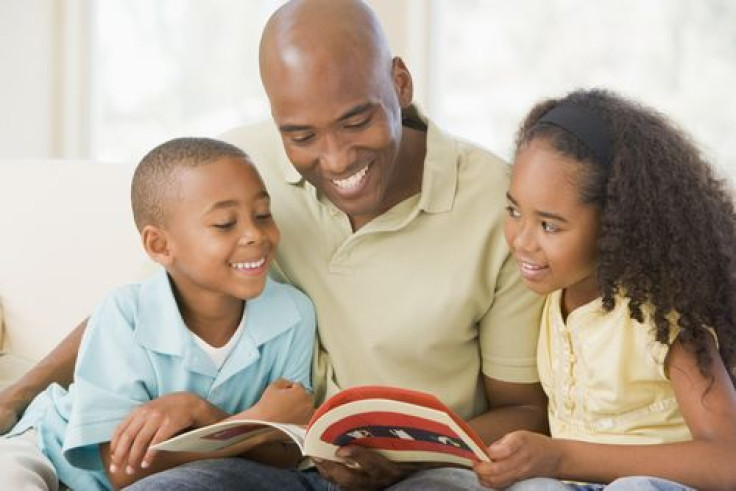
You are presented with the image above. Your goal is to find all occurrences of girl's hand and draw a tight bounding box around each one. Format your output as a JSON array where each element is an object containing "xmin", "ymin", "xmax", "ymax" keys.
[
  {"xmin": 109, "ymin": 392, "xmax": 224, "ymax": 475},
  {"xmin": 243, "ymin": 378, "xmax": 314, "ymax": 424},
  {"xmin": 473, "ymin": 431, "xmax": 562, "ymax": 489}
]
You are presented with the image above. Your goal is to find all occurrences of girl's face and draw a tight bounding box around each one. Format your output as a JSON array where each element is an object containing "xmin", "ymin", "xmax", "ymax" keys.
[{"xmin": 505, "ymin": 138, "xmax": 601, "ymax": 313}]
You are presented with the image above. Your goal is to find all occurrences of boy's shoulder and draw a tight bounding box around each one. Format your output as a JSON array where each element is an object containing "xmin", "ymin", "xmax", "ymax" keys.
[
  {"xmin": 259, "ymin": 276, "xmax": 314, "ymax": 314},
  {"xmin": 89, "ymin": 270, "xmax": 173, "ymax": 332}
]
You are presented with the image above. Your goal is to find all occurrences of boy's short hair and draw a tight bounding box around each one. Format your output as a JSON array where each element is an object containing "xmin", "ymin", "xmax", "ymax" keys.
[{"xmin": 131, "ymin": 137, "xmax": 249, "ymax": 231}]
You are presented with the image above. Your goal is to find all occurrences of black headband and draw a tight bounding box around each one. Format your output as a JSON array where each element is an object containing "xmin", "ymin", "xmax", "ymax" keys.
[{"xmin": 536, "ymin": 103, "xmax": 612, "ymax": 166}]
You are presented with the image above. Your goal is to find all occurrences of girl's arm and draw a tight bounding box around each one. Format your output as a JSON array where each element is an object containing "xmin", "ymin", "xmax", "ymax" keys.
[{"xmin": 478, "ymin": 336, "xmax": 736, "ymax": 490}]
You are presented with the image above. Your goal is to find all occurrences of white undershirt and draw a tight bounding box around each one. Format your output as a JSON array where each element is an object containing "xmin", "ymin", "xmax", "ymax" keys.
[{"xmin": 191, "ymin": 309, "xmax": 246, "ymax": 370}]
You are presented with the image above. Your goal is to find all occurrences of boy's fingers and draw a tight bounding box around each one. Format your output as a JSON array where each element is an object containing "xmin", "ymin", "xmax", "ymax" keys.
[
  {"xmin": 110, "ymin": 416, "xmax": 145, "ymax": 470},
  {"xmin": 110, "ymin": 417, "xmax": 133, "ymax": 460},
  {"xmin": 126, "ymin": 422, "xmax": 159, "ymax": 471},
  {"xmin": 142, "ymin": 426, "xmax": 170, "ymax": 468}
]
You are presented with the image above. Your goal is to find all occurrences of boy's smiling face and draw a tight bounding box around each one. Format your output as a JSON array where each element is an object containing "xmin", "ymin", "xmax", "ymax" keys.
[{"xmin": 158, "ymin": 156, "xmax": 279, "ymax": 304}]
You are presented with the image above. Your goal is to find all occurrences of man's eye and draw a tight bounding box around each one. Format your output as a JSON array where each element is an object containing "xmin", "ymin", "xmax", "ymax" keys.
[
  {"xmin": 213, "ymin": 221, "xmax": 236, "ymax": 230},
  {"xmin": 290, "ymin": 133, "xmax": 315, "ymax": 144},
  {"xmin": 345, "ymin": 117, "xmax": 371, "ymax": 129}
]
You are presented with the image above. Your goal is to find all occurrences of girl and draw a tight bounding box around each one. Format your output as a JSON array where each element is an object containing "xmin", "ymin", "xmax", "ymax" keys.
[{"xmin": 474, "ymin": 89, "xmax": 736, "ymax": 490}]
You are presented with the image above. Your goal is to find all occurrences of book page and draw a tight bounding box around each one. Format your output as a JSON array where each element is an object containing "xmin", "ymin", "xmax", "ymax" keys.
[{"xmin": 151, "ymin": 419, "xmax": 307, "ymax": 453}]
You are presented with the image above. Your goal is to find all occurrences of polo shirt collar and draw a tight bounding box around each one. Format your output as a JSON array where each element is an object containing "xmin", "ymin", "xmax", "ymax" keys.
[
  {"xmin": 134, "ymin": 269, "xmax": 302, "ymax": 379},
  {"xmin": 412, "ymin": 105, "xmax": 459, "ymax": 214}
]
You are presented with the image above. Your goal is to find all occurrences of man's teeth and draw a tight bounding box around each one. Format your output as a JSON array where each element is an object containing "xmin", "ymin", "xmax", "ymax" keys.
[
  {"xmin": 332, "ymin": 166, "xmax": 368, "ymax": 189},
  {"xmin": 230, "ymin": 258, "xmax": 266, "ymax": 270}
]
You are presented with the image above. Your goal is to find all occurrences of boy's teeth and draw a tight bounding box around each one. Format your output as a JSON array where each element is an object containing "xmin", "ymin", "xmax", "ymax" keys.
[
  {"xmin": 230, "ymin": 257, "xmax": 266, "ymax": 270},
  {"xmin": 332, "ymin": 166, "xmax": 368, "ymax": 189}
]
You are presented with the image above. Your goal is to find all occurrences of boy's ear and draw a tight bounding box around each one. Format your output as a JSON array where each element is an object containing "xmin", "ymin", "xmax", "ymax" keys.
[{"xmin": 141, "ymin": 225, "xmax": 173, "ymax": 266}]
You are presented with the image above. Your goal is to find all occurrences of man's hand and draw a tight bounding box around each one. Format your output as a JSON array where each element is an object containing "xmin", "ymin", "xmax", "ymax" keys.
[
  {"xmin": 314, "ymin": 446, "xmax": 426, "ymax": 490},
  {"xmin": 473, "ymin": 430, "xmax": 561, "ymax": 489},
  {"xmin": 108, "ymin": 392, "xmax": 225, "ymax": 474},
  {"xmin": 0, "ymin": 386, "xmax": 22, "ymax": 434}
]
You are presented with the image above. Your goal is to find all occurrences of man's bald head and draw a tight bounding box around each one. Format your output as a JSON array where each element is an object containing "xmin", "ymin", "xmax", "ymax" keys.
[{"xmin": 259, "ymin": 0, "xmax": 393, "ymax": 94}]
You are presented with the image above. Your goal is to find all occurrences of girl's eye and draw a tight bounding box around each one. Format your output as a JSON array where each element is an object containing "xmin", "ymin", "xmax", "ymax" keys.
[
  {"xmin": 213, "ymin": 221, "xmax": 236, "ymax": 230},
  {"xmin": 505, "ymin": 206, "xmax": 520, "ymax": 218},
  {"xmin": 541, "ymin": 221, "xmax": 558, "ymax": 233}
]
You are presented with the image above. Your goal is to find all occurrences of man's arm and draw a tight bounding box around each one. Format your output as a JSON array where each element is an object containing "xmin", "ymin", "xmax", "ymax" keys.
[
  {"xmin": 0, "ymin": 319, "xmax": 86, "ymax": 433},
  {"xmin": 468, "ymin": 375, "xmax": 549, "ymax": 445}
]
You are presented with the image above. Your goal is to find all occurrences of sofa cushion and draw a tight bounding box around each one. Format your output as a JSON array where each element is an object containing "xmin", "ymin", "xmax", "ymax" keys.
[{"xmin": 0, "ymin": 160, "xmax": 150, "ymax": 362}]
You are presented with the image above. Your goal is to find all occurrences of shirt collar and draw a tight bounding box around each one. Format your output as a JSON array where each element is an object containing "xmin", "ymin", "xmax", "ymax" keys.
[
  {"xmin": 411, "ymin": 105, "xmax": 459, "ymax": 214},
  {"xmin": 134, "ymin": 269, "xmax": 303, "ymax": 376}
]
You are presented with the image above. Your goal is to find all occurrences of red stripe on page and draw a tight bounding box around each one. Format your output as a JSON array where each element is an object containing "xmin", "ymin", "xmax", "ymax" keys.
[{"xmin": 320, "ymin": 412, "xmax": 457, "ymax": 442}]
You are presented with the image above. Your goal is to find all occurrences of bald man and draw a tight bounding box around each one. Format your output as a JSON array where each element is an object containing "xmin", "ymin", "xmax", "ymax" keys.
[{"xmin": 0, "ymin": 1, "xmax": 546, "ymax": 489}]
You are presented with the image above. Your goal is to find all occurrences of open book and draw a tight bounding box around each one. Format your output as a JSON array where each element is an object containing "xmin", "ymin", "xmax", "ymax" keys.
[{"xmin": 151, "ymin": 385, "xmax": 491, "ymax": 467}]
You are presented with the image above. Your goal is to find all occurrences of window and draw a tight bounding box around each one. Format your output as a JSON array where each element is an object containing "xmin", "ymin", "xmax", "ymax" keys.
[
  {"xmin": 88, "ymin": 0, "xmax": 283, "ymax": 162},
  {"xmin": 430, "ymin": 0, "xmax": 736, "ymax": 182}
]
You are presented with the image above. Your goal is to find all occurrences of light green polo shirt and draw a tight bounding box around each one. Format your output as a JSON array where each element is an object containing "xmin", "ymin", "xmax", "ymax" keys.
[{"xmin": 222, "ymin": 108, "xmax": 543, "ymax": 420}]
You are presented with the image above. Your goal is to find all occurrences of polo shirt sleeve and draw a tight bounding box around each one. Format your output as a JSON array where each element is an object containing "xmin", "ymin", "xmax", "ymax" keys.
[
  {"xmin": 275, "ymin": 288, "xmax": 317, "ymax": 391},
  {"xmin": 479, "ymin": 252, "xmax": 544, "ymax": 384},
  {"xmin": 63, "ymin": 286, "xmax": 157, "ymax": 471}
]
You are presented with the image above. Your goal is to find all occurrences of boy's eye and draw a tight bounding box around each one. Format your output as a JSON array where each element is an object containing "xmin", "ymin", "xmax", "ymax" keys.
[
  {"xmin": 505, "ymin": 205, "xmax": 520, "ymax": 218},
  {"xmin": 255, "ymin": 213, "xmax": 272, "ymax": 221},
  {"xmin": 213, "ymin": 221, "xmax": 236, "ymax": 230}
]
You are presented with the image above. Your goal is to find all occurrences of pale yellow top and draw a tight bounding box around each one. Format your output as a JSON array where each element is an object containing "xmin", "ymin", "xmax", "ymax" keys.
[
  {"xmin": 538, "ymin": 290, "xmax": 691, "ymax": 444},
  {"xmin": 222, "ymin": 108, "xmax": 543, "ymax": 420}
]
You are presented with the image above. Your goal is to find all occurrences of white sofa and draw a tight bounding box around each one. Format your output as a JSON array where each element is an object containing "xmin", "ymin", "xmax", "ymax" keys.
[{"xmin": 0, "ymin": 160, "xmax": 151, "ymax": 388}]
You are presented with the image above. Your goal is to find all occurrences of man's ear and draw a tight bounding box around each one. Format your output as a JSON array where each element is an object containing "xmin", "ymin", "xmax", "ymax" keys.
[
  {"xmin": 141, "ymin": 225, "xmax": 173, "ymax": 266},
  {"xmin": 391, "ymin": 57, "xmax": 413, "ymax": 108}
]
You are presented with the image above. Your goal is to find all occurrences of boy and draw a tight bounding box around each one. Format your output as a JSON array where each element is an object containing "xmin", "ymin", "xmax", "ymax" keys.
[{"xmin": 0, "ymin": 138, "xmax": 316, "ymax": 489}]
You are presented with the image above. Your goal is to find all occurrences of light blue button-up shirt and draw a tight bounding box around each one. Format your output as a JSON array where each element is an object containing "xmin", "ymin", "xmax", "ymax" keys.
[{"xmin": 12, "ymin": 269, "xmax": 316, "ymax": 490}]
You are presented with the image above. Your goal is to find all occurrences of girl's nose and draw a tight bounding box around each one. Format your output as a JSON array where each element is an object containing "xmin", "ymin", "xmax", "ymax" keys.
[{"xmin": 513, "ymin": 223, "xmax": 536, "ymax": 252}]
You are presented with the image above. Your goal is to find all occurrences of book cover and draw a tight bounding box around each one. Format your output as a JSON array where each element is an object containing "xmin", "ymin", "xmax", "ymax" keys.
[{"xmin": 151, "ymin": 385, "xmax": 490, "ymax": 467}]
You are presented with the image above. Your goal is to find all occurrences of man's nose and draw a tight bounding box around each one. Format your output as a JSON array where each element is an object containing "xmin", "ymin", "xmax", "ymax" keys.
[{"xmin": 318, "ymin": 134, "xmax": 353, "ymax": 174}]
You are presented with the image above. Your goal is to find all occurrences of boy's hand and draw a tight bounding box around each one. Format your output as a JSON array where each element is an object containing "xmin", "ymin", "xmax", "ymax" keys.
[
  {"xmin": 109, "ymin": 392, "xmax": 224, "ymax": 475},
  {"xmin": 246, "ymin": 378, "xmax": 314, "ymax": 424},
  {"xmin": 473, "ymin": 430, "xmax": 561, "ymax": 488}
]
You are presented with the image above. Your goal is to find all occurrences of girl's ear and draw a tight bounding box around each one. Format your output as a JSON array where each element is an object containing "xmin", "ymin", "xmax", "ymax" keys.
[{"xmin": 141, "ymin": 225, "xmax": 173, "ymax": 266}]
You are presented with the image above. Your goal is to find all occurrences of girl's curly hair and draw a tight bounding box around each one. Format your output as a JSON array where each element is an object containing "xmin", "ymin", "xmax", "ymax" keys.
[{"xmin": 514, "ymin": 88, "xmax": 736, "ymax": 380}]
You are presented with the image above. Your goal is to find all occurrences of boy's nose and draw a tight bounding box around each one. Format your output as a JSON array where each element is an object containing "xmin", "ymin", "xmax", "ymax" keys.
[{"xmin": 239, "ymin": 225, "xmax": 263, "ymax": 245}]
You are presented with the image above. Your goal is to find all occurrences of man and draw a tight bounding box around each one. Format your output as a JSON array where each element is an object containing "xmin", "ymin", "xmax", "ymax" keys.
[{"xmin": 0, "ymin": 1, "xmax": 546, "ymax": 489}]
